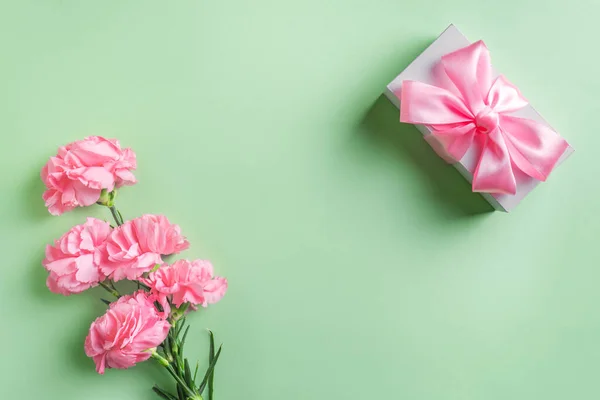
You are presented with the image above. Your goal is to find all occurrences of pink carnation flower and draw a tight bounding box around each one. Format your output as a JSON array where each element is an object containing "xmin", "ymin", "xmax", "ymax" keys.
[
  {"xmin": 43, "ymin": 218, "xmax": 111, "ymax": 295},
  {"xmin": 146, "ymin": 259, "xmax": 228, "ymax": 308},
  {"xmin": 41, "ymin": 136, "xmax": 137, "ymax": 215},
  {"xmin": 84, "ymin": 291, "xmax": 170, "ymax": 374},
  {"xmin": 99, "ymin": 214, "xmax": 189, "ymax": 281}
]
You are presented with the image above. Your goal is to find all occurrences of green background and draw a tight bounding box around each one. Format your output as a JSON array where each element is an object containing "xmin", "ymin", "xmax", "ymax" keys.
[{"xmin": 0, "ymin": 1, "xmax": 596, "ymax": 399}]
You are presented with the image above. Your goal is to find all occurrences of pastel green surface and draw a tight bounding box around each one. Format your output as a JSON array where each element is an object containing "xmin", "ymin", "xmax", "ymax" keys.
[{"xmin": 0, "ymin": 1, "xmax": 596, "ymax": 399}]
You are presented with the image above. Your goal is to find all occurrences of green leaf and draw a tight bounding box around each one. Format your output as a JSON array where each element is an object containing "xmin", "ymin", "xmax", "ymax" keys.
[
  {"xmin": 184, "ymin": 359, "xmax": 193, "ymax": 385},
  {"xmin": 176, "ymin": 383, "xmax": 185, "ymax": 400},
  {"xmin": 198, "ymin": 345, "xmax": 222, "ymax": 394},
  {"xmin": 175, "ymin": 317, "xmax": 187, "ymax": 338},
  {"xmin": 208, "ymin": 330, "xmax": 215, "ymax": 400},
  {"xmin": 100, "ymin": 298, "xmax": 111, "ymax": 306},
  {"xmin": 164, "ymin": 334, "xmax": 173, "ymax": 360},
  {"xmin": 193, "ymin": 361, "xmax": 200, "ymax": 385},
  {"xmin": 172, "ymin": 319, "xmax": 181, "ymax": 338},
  {"xmin": 179, "ymin": 326, "xmax": 191, "ymax": 355},
  {"xmin": 152, "ymin": 385, "xmax": 178, "ymax": 400},
  {"xmin": 208, "ymin": 330, "xmax": 215, "ymax": 361}
]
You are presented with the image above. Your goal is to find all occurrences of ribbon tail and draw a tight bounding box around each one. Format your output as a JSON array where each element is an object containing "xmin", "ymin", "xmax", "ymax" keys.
[
  {"xmin": 472, "ymin": 127, "xmax": 517, "ymax": 195},
  {"xmin": 500, "ymin": 115, "xmax": 569, "ymax": 181}
]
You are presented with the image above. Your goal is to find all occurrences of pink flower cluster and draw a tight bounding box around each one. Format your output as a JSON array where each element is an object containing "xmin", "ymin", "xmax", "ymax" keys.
[
  {"xmin": 41, "ymin": 136, "xmax": 137, "ymax": 215},
  {"xmin": 41, "ymin": 136, "xmax": 228, "ymax": 375},
  {"xmin": 99, "ymin": 214, "xmax": 190, "ymax": 281},
  {"xmin": 145, "ymin": 259, "xmax": 228, "ymax": 308},
  {"xmin": 43, "ymin": 214, "xmax": 189, "ymax": 294}
]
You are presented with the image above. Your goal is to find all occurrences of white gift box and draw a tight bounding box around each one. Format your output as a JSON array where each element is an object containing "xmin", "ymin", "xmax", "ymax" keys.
[{"xmin": 384, "ymin": 24, "xmax": 574, "ymax": 212}]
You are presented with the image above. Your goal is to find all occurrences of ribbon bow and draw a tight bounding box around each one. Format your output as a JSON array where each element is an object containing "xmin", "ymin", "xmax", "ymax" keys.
[{"xmin": 399, "ymin": 41, "xmax": 568, "ymax": 195}]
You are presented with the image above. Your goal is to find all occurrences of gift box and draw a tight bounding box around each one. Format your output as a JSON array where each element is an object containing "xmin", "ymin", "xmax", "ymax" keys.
[{"xmin": 385, "ymin": 24, "xmax": 574, "ymax": 212}]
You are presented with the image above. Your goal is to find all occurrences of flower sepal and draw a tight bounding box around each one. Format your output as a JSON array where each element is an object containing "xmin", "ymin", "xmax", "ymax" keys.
[{"xmin": 96, "ymin": 189, "xmax": 117, "ymax": 207}]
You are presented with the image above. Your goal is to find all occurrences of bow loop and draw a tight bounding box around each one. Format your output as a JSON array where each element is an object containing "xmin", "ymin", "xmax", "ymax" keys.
[
  {"xmin": 400, "ymin": 81, "xmax": 473, "ymax": 126},
  {"xmin": 440, "ymin": 41, "xmax": 492, "ymax": 113},
  {"xmin": 486, "ymin": 75, "xmax": 529, "ymax": 113}
]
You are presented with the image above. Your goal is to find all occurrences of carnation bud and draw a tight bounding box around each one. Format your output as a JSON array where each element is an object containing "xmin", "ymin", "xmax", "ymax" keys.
[{"xmin": 150, "ymin": 349, "xmax": 170, "ymax": 367}]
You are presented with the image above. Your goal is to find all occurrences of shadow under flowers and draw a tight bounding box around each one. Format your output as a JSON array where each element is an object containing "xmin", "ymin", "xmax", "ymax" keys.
[
  {"xmin": 22, "ymin": 167, "xmax": 52, "ymax": 222},
  {"xmin": 32, "ymin": 260, "xmax": 172, "ymax": 389},
  {"xmin": 359, "ymin": 95, "xmax": 494, "ymax": 218}
]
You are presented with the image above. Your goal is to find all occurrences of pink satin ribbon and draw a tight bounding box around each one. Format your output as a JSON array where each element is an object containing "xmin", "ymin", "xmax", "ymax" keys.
[{"xmin": 398, "ymin": 41, "xmax": 569, "ymax": 195}]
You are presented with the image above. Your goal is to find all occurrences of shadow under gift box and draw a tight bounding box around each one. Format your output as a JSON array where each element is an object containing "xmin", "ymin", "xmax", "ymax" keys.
[{"xmin": 385, "ymin": 24, "xmax": 574, "ymax": 212}]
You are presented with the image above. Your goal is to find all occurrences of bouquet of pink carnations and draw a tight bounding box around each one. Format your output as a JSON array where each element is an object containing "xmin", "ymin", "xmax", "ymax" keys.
[{"xmin": 40, "ymin": 136, "xmax": 227, "ymax": 400}]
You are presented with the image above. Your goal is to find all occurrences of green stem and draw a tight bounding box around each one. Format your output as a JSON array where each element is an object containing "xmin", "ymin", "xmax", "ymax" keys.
[
  {"xmin": 109, "ymin": 205, "xmax": 124, "ymax": 226},
  {"xmin": 151, "ymin": 353, "xmax": 197, "ymax": 398},
  {"xmin": 108, "ymin": 281, "xmax": 118, "ymax": 292},
  {"xmin": 99, "ymin": 281, "xmax": 121, "ymax": 298}
]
